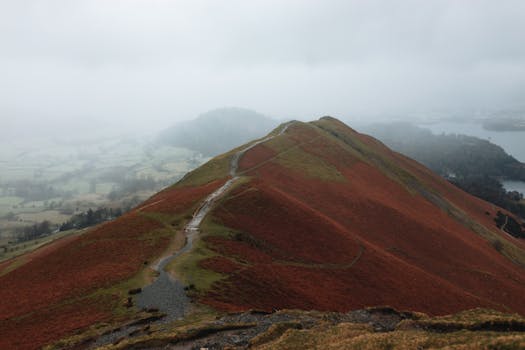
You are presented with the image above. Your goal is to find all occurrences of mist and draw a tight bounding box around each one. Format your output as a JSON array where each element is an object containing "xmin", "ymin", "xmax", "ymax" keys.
[{"xmin": 1, "ymin": 0, "xmax": 525, "ymax": 139}]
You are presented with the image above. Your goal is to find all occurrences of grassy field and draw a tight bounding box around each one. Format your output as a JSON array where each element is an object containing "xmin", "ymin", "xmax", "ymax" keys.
[
  {"xmin": 0, "ymin": 135, "xmax": 206, "ymax": 241},
  {"xmin": 0, "ymin": 196, "xmax": 24, "ymax": 216}
]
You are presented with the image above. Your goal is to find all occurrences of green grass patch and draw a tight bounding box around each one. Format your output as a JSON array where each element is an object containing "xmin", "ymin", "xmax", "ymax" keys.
[
  {"xmin": 200, "ymin": 214, "xmax": 244, "ymax": 239},
  {"xmin": 165, "ymin": 214, "xmax": 246, "ymax": 295},
  {"xmin": 140, "ymin": 211, "xmax": 188, "ymax": 231},
  {"xmin": 274, "ymin": 146, "xmax": 346, "ymax": 182},
  {"xmin": 175, "ymin": 152, "xmax": 231, "ymax": 187},
  {"xmin": 264, "ymin": 131, "xmax": 299, "ymax": 152},
  {"xmin": 167, "ymin": 238, "xmax": 225, "ymax": 294}
]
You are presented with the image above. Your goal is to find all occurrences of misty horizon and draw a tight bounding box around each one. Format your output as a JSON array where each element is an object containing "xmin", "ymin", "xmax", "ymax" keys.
[{"xmin": 2, "ymin": 0, "xmax": 525, "ymax": 139}]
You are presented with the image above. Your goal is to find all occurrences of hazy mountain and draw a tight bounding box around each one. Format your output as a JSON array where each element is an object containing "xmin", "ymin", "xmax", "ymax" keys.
[
  {"xmin": 157, "ymin": 107, "xmax": 279, "ymax": 156},
  {"xmin": 2, "ymin": 117, "xmax": 525, "ymax": 349}
]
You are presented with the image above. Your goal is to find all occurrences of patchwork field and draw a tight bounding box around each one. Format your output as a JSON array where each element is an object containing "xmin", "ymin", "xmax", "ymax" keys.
[{"xmin": 0, "ymin": 135, "xmax": 207, "ymax": 258}]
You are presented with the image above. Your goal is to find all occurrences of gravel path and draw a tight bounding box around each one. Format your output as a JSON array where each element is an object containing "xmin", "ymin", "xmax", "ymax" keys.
[
  {"xmin": 91, "ymin": 123, "xmax": 294, "ymax": 349},
  {"xmin": 135, "ymin": 124, "xmax": 292, "ymax": 317}
]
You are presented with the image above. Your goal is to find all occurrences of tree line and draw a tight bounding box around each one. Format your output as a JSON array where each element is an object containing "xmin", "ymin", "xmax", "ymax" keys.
[
  {"xmin": 59, "ymin": 207, "xmax": 123, "ymax": 231},
  {"xmin": 13, "ymin": 207, "xmax": 125, "ymax": 243}
]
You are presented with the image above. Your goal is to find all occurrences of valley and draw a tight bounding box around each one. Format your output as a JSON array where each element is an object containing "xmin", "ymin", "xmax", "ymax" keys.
[{"xmin": 0, "ymin": 134, "xmax": 207, "ymax": 262}]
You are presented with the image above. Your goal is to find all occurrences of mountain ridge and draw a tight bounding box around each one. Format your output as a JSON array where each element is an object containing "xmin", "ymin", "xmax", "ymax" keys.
[
  {"xmin": 1, "ymin": 117, "xmax": 525, "ymax": 349},
  {"xmin": 169, "ymin": 117, "xmax": 525, "ymax": 314}
]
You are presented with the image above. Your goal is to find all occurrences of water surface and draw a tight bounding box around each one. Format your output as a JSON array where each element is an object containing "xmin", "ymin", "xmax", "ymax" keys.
[
  {"xmin": 502, "ymin": 180, "xmax": 525, "ymax": 195},
  {"xmin": 421, "ymin": 121, "xmax": 525, "ymax": 162}
]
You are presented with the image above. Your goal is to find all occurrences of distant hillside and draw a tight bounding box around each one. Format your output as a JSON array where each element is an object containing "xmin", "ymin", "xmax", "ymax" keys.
[
  {"xmin": 157, "ymin": 108, "xmax": 279, "ymax": 156},
  {"xmin": 362, "ymin": 122, "xmax": 525, "ymax": 180},
  {"xmin": 362, "ymin": 122, "xmax": 525, "ymax": 219}
]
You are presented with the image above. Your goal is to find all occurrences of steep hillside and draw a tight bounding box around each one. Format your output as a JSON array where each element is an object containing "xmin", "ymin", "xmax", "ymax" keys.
[
  {"xmin": 1, "ymin": 117, "xmax": 525, "ymax": 349},
  {"xmin": 185, "ymin": 118, "xmax": 525, "ymax": 315},
  {"xmin": 362, "ymin": 122, "xmax": 525, "ymax": 220},
  {"xmin": 156, "ymin": 107, "xmax": 278, "ymax": 156}
]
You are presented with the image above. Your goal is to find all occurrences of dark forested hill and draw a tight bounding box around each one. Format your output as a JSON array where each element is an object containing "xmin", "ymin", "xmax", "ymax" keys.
[
  {"xmin": 157, "ymin": 108, "xmax": 278, "ymax": 156},
  {"xmin": 363, "ymin": 122, "xmax": 525, "ymax": 180}
]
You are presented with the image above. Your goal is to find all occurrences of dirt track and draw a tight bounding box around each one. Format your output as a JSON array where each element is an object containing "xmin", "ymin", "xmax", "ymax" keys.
[{"xmin": 134, "ymin": 123, "xmax": 294, "ymax": 320}]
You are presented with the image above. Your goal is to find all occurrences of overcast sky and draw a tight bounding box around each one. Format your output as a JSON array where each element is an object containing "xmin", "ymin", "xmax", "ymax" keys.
[{"xmin": 1, "ymin": 0, "xmax": 525, "ymax": 137}]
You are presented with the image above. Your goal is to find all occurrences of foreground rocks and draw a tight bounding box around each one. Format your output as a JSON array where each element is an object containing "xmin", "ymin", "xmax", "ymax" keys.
[{"xmin": 50, "ymin": 307, "xmax": 525, "ymax": 350}]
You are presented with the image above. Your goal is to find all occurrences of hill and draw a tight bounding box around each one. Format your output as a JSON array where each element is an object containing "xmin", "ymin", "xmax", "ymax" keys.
[
  {"xmin": 1, "ymin": 117, "xmax": 525, "ymax": 349},
  {"xmin": 362, "ymin": 122, "xmax": 525, "ymax": 219},
  {"xmin": 156, "ymin": 107, "xmax": 278, "ymax": 156},
  {"xmin": 362, "ymin": 122, "xmax": 525, "ymax": 181}
]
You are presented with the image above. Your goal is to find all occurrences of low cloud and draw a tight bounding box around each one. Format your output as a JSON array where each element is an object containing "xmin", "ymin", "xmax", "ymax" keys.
[{"xmin": 1, "ymin": 0, "xmax": 525, "ymax": 137}]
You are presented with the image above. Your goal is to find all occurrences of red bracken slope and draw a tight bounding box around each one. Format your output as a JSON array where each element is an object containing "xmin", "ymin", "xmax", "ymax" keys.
[
  {"xmin": 1, "ymin": 117, "xmax": 525, "ymax": 349},
  {"xmin": 0, "ymin": 179, "xmax": 226, "ymax": 350},
  {"xmin": 196, "ymin": 118, "xmax": 525, "ymax": 315}
]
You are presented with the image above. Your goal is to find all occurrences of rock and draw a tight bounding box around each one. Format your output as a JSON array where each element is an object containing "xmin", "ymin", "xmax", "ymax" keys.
[{"xmin": 124, "ymin": 297, "xmax": 133, "ymax": 308}]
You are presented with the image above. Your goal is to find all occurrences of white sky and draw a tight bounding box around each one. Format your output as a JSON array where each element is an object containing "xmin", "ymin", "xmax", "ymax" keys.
[{"xmin": 1, "ymin": 0, "xmax": 525, "ymax": 137}]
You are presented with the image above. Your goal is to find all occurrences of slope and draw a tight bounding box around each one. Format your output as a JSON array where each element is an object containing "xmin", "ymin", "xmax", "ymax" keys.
[
  {"xmin": 177, "ymin": 117, "xmax": 525, "ymax": 315},
  {"xmin": 1, "ymin": 117, "xmax": 525, "ymax": 350}
]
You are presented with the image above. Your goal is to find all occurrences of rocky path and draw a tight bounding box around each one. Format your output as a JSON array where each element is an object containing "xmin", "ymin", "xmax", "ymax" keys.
[
  {"xmin": 92, "ymin": 124, "xmax": 292, "ymax": 348},
  {"xmin": 137, "ymin": 122, "xmax": 292, "ymax": 314},
  {"xmin": 100, "ymin": 307, "xmax": 419, "ymax": 350}
]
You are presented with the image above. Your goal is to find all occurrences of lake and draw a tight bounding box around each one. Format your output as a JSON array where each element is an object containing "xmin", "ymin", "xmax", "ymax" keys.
[
  {"xmin": 502, "ymin": 180, "xmax": 525, "ymax": 195},
  {"xmin": 420, "ymin": 121, "xmax": 525, "ymax": 162}
]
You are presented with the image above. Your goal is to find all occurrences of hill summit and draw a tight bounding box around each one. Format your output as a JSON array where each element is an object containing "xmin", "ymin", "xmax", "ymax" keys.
[
  {"xmin": 168, "ymin": 117, "xmax": 525, "ymax": 314},
  {"xmin": 1, "ymin": 117, "xmax": 525, "ymax": 349}
]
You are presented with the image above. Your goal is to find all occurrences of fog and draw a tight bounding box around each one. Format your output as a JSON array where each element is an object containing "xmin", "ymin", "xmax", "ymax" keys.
[{"xmin": 1, "ymin": 0, "xmax": 525, "ymax": 138}]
